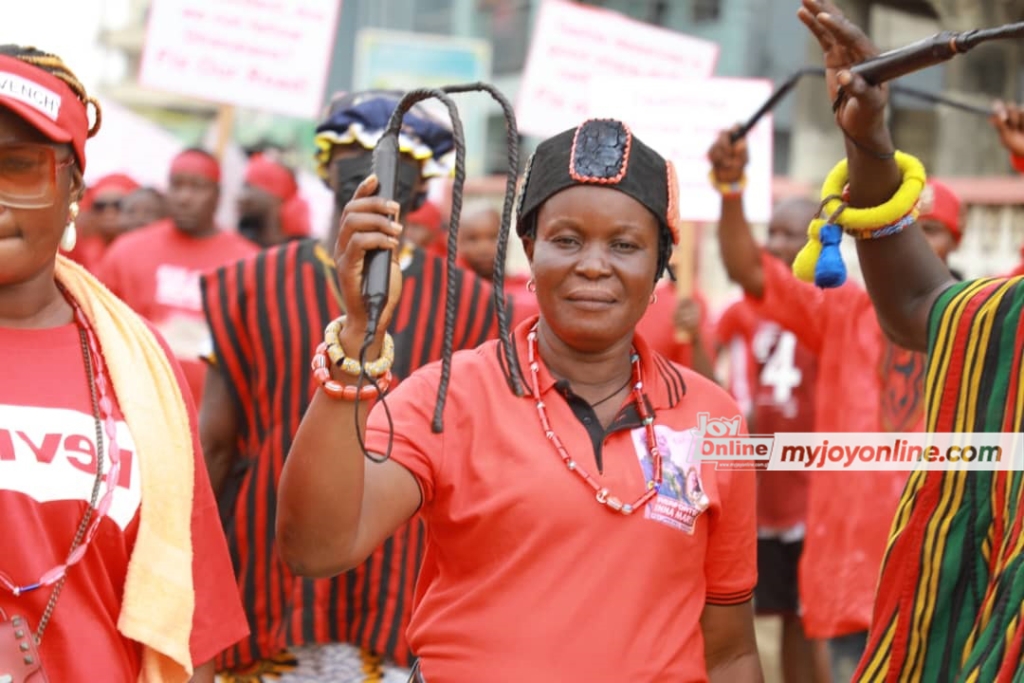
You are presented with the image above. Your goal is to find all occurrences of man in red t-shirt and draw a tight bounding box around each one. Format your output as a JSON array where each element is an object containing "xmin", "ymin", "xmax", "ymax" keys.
[
  {"xmin": 95, "ymin": 149, "xmax": 259, "ymax": 406},
  {"xmin": 715, "ymin": 197, "xmax": 829, "ymax": 683},
  {"xmin": 709, "ymin": 130, "xmax": 964, "ymax": 681}
]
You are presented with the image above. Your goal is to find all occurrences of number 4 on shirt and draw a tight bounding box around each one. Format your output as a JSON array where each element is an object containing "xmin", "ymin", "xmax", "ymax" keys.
[{"xmin": 754, "ymin": 328, "xmax": 802, "ymax": 404}]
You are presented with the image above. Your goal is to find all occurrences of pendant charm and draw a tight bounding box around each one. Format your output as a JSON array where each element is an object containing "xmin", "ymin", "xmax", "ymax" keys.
[{"xmin": 0, "ymin": 612, "xmax": 47, "ymax": 683}]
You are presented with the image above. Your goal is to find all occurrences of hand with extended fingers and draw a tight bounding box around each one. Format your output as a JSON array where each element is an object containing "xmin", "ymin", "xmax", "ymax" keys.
[
  {"xmin": 797, "ymin": 0, "xmax": 893, "ymax": 156},
  {"xmin": 991, "ymin": 100, "xmax": 1024, "ymax": 158}
]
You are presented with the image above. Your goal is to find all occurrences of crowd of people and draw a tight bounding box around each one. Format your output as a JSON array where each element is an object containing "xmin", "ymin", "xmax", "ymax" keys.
[{"xmin": 3, "ymin": 0, "xmax": 1024, "ymax": 680}]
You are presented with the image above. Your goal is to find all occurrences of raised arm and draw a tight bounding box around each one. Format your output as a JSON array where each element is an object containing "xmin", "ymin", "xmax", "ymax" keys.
[
  {"xmin": 276, "ymin": 175, "xmax": 421, "ymax": 578},
  {"xmin": 991, "ymin": 100, "xmax": 1024, "ymax": 167},
  {"xmin": 709, "ymin": 131, "xmax": 766, "ymax": 298},
  {"xmin": 674, "ymin": 297, "xmax": 719, "ymax": 382},
  {"xmin": 798, "ymin": 0, "xmax": 956, "ymax": 352}
]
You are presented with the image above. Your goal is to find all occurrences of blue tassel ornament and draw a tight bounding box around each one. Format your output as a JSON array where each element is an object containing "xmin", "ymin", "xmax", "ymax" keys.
[{"xmin": 814, "ymin": 223, "xmax": 847, "ymax": 288}]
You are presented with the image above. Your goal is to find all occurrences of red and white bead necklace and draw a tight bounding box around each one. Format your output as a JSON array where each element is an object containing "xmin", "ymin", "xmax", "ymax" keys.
[
  {"xmin": 526, "ymin": 325, "xmax": 662, "ymax": 515},
  {"xmin": 0, "ymin": 288, "xmax": 121, "ymax": 641}
]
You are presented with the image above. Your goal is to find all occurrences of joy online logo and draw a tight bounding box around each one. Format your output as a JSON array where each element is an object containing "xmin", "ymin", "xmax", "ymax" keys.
[{"xmin": 692, "ymin": 412, "xmax": 774, "ymax": 468}]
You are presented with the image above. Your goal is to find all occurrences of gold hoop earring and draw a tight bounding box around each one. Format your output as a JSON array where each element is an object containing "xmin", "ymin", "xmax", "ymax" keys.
[
  {"xmin": 527, "ymin": 278, "xmax": 536, "ymax": 293},
  {"xmin": 650, "ymin": 292, "xmax": 658, "ymax": 305},
  {"xmin": 60, "ymin": 201, "xmax": 80, "ymax": 252}
]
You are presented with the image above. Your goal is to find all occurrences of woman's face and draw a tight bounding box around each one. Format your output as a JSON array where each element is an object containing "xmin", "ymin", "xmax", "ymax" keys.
[
  {"xmin": 524, "ymin": 185, "xmax": 660, "ymax": 353},
  {"xmin": 0, "ymin": 109, "xmax": 82, "ymax": 287}
]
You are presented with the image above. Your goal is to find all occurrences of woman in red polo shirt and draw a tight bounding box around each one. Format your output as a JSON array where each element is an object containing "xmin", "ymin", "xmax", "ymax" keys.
[{"xmin": 278, "ymin": 119, "xmax": 760, "ymax": 682}]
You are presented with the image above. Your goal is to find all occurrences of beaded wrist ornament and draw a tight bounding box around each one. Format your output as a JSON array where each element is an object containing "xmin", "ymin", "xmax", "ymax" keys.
[
  {"xmin": 312, "ymin": 342, "xmax": 392, "ymax": 400},
  {"xmin": 709, "ymin": 170, "xmax": 746, "ymax": 197},
  {"xmin": 323, "ymin": 315, "xmax": 395, "ymax": 378},
  {"xmin": 792, "ymin": 150, "xmax": 926, "ymax": 288}
]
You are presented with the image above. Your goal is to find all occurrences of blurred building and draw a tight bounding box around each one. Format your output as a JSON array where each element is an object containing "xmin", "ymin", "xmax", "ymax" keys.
[
  {"xmin": 97, "ymin": 0, "xmax": 1024, "ymax": 300},
  {"xmin": 99, "ymin": 0, "xmax": 1023, "ymax": 177}
]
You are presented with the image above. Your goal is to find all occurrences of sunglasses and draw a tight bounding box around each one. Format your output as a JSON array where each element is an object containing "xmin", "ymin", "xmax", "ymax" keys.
[
  {"xmin": 0, "ymin": 143, "xmax": 75, "ymax": 209},
  {"xmin": 93, "ymin": 198, "xmax": 123, "ymax": 212}
]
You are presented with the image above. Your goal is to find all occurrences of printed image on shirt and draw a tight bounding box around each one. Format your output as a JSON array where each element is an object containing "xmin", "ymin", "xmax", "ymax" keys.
[
  {"xmin": 0, "ymin": 404, "xmax": 141, "ymax": 529},
  {"xmin": 632, "ymin": 424, "xmax": 710, "ymax": 534}
]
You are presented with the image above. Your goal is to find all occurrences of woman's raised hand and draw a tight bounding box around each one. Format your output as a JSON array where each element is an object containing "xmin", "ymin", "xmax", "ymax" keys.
[
  {"xmin": 332, "ymin": 174, "xmax": 405, "ymax": 360},
  {"xmin": 797, "ymin": 0, "xmax": 891, "ymax": 150}
]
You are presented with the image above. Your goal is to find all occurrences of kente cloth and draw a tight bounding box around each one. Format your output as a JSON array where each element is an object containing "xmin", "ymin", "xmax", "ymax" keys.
[{"xmin": 855, "ymin": 277, "xmax": 1024, "ymax": 683}]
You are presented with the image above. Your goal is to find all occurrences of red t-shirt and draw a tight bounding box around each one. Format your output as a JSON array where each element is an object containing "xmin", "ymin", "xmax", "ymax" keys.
[
  {"xmin": 366, "ymin": 319, "xmax": 757, "ymax": 682},
  {"xmin": 0, "ymin": 321, "xmax": 248, "ymax": 680},
  {"xmin": 716, "ymin": 298, "xmax": 817, "ymax": 532},
  {"xmin": 95, "ymin": 220, "xmax": 259, "ymax": 405},
  {"xmin": 749, "ymin": 251, "xmax": 924, "ymax": 639}
]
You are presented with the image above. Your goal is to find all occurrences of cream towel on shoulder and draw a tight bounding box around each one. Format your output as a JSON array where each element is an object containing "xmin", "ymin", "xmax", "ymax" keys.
[{"xmin": 54, "ymin": 256, "xmax": 195, "ymax": 682}]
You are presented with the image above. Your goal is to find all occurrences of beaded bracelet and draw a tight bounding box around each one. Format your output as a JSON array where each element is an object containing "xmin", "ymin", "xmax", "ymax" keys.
[
  {"xmin": 323, "ymin": 315, "xmax": 395, "ymax": 378},
  {"xmin": 312, "ymin": 343, "xmax": 392, "ymax": 401},
  {"xmin": 792, "ymin": 150, "xmax": 927, "ymax": 289},
  {"xmin": 844, "ymin": 210, "xmax": 918, "ymax": 240},
  {"xmin": 818, "ymin": 152, "xmax": 926, "ymax": 231},
  {"xmin": 708, "ymin": 170, "xmax": 746, "ymax": 197}
]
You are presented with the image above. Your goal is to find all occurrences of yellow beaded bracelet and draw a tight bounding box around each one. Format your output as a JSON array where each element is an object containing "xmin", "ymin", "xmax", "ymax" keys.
[
  {"xmin": 708, "ymin": 170, "xmax": 746, "ymax": 197},
  {"xmin": 792, "ymin": 151, "xmax": 927, "ymax": 289},
  {"xmin": 323, "ymin": 315, "xmax": 396, "ymax": 378}
]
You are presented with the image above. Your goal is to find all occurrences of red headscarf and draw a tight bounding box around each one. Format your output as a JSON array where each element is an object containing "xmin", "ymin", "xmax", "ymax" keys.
[
  {"xmin": 244, "ymin": 154, "xmax": 298, "ymax": 201},
  {"xmin": 170, "ymin": 149, "xmax": 220, "ymax": 183},
  {"xmin": 919, "ymin": 179, "xmax": 963, "ymax": 245},
  {"xmin": 244, "ymin": 154, "xmax": 309, "ymax": 238},
  {"xmin": 81, "ymin": 173, "xmax": 140, "ymax": 212}
]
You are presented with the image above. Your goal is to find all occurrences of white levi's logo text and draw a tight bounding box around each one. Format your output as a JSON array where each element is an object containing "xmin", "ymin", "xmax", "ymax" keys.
[
  {"xmin": 0, "ymin": 72, "xmax": 61, "ymax": 120},
  {"xmin": 0, "ymin": 404, "xmax": 141, "ymax": 529}
]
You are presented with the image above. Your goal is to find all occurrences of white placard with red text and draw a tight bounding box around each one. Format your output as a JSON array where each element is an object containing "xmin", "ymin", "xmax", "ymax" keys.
[
  {"xmin": 139, "ymin": 0, "xmax": 342, "ymax": 119},
  {"xmin": 516, "ymin": 0, "xmax": 719, "ymax": 138},
  {"xmin": 587, "ymin": 77, "xmax": 774, "ymax": 225}
]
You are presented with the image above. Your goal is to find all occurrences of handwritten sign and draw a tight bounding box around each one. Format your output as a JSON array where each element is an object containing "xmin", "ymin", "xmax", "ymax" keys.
[
  {"xmin": 588, "ymin": 77, "xmax": 774, "ymax": 224},
  {"xmin": 139, "ymin": 0, "xmax": 342, "ymax": 119},
  {"xmin": 516, "ymin": 0, "xmax": 718, "ymax": 138}
]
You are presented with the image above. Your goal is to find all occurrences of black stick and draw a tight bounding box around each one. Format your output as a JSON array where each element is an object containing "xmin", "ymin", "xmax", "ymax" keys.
[
  {"xmin": 730, "ymin": 67, "xmax": 824, "ymax": 142},
  {"xmin": 890, "ymin": 83, "xmax": 993, "ymax": 117},
  {"xmin": 732, "ymin": 67, "xmax": 994, "ymax": 142}
]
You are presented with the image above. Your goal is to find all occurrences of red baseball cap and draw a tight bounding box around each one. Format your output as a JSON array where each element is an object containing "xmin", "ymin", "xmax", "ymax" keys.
[
  {"xmin": 0, "ymin": 54, "xmax": 91, "ymax": 171},
  {"xmin": 918, "ymin": 179, "xmax": 963, "ymax": 244}
]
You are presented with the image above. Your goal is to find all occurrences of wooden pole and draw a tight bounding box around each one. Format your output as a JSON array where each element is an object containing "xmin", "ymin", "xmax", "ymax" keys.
[
  {"xmin": 673, "ymin": 220, "xmax": 697, "ymax": 343},
  {"xmin": 213, "ymin": 105, "xmax": 236, "ymax": 161}
]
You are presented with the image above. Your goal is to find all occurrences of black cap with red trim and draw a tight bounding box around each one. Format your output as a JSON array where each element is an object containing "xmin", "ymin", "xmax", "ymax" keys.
[{"xmin": 515, "ymin": 119, "xmax": 681, "ymax": 246}]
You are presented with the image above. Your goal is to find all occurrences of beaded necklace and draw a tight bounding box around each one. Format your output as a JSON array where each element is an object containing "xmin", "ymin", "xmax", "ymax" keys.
[
  {"xmin": 526, "ymin": 325, "xmax": 662, "ymax": 515},
  {"xmin": 0, "ymin": 287, "xmax": 120, "ymax": 643}
]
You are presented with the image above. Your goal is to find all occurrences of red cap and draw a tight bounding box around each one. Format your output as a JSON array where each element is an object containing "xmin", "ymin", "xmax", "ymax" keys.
[
  {"xmin": 919, "ymin": 179, "xmax": 963, "ymax": 244},
  {"xmin": 280, "ymin": 195, "xmax": 311, "ymax": 238},
  {"xmin": 244, "ymin": 154, "xmax": 298, "ymax": 201},
  {"xmin": 0, "ymin": 54, "xmax": 91, "ymax": 171},
  {"xmin": 170, "ymin": 149, "xmax": 221, "ymax": 183},
  {"xmin": 406, "ymin": 201, "xmax": 443, "ymax": 233}
]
